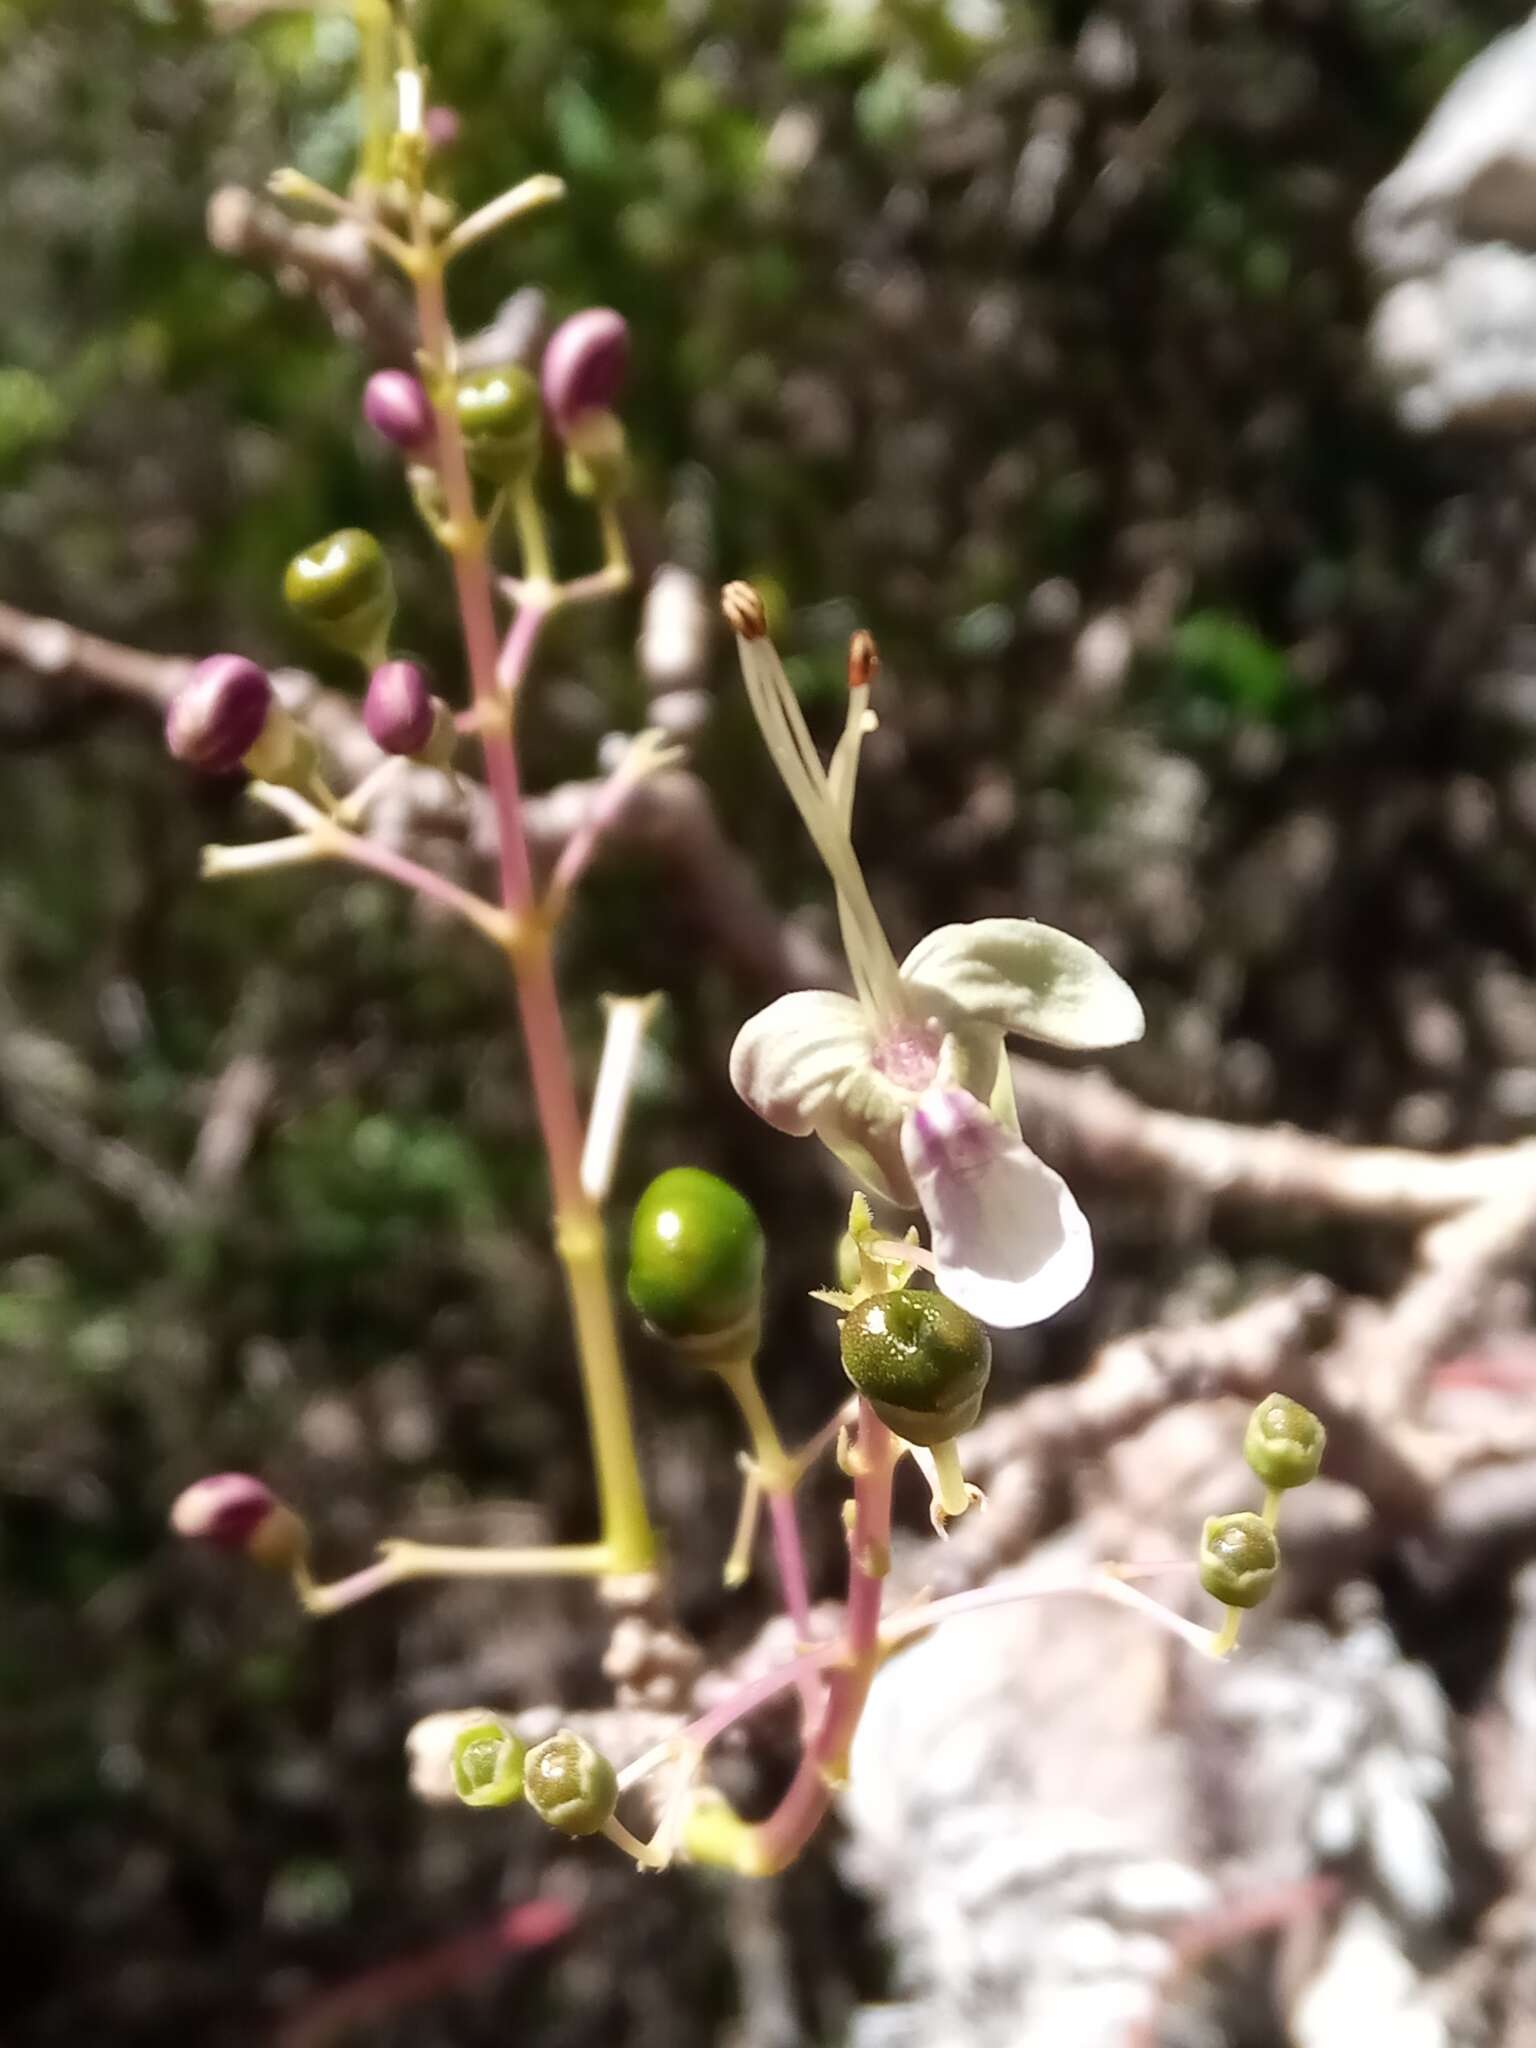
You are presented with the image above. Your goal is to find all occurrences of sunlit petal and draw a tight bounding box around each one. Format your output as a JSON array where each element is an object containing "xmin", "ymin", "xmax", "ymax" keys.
[
  {"xmin": 900, "ymin": 1087, "xmax": 1093, "ymax": 1328},
  {"xmin": 728, "ymin": 990, "xmax": 873, "ymax": 1135},
  {"xmin": 901, "ymin": 918, "xmax": 1144, "ymax": 1049}
]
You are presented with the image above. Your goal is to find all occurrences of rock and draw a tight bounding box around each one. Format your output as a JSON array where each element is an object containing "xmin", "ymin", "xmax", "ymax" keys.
[
  {"xmin": 1360, "ymin": 12, "xmax": 1536, "ymax": 431},
  {"xmin": 839, "ymin": 1540, "xmax": 1490, "ymax": 2048}
]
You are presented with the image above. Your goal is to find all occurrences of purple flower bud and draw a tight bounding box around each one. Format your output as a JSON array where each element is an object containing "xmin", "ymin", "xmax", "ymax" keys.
[
  {"xmin": 425, "ymin": 104, "xmax": 461, "ymax": 153},
  {"xmin": 170, "ymin": 1472, "xmax": 308, "ymax": 1569},
  {"xmin": 165, "ymin": 655, "xmax": 273, "ymax": 775},
  {"xmin": 363, "ymin": 370, "xmax": 435, "ymax": 454},
  {"xmin": 540, "ymin": 309, "xmax": 630, "ymax": 436},
  {"xmin": 365, "ymin": 659, "xmax": 436, "ymax": 756}
]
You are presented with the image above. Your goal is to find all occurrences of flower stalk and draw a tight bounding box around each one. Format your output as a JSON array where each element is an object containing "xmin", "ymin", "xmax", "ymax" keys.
[{"xmin": 397, "ymin": 55, "xmax": 655, "ymax": 1579}]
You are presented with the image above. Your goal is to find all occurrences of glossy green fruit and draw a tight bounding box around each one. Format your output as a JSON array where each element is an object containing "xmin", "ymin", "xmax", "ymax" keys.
[
  {"xmin": 1243, "ymin": 1393, "xmax": 1326, "ymax": 1491},
  {"xmin": 627, "ymin": 1167, "xmax": 764, "ymax": 1350},
  {"xmin": 283, "ymin": 528, "xmax": 395, "ymax": 661},
  {"xmin": 523, "ymin": 1729, "xmax": 617, "ymax": 1837},
  {"xmin": 455, "ymin": 364, "xmax": 542, "ymax": 483},
  {"xmin": 838, "ymin": 1288, "xmax": 991, "ymax": 1447},
  {"xmin": 1198, "ymin": 1512, "xmax": 1280, "ymax": 1609},
  {"xmin": 451, "ymin": 1719, "xmax": 525, "ymax": 1808}
]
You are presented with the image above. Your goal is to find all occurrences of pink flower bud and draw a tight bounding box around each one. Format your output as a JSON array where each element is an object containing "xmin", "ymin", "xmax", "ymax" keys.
[
  {"xmin": 363, "ymin": 370, "xmax": 435, "ymax": 454},
  {"xmin": 425, "ymin": 105, "xmax": 461, "ymax": 153},
  {"xmin": 540, "ymin": 309, "xmax": 630, "ymax": 437},
  {"xmin": 170, "ymin": 1472, "xmax": 308, "ymax": 1569},
  {"xmin": 165, "ymin": 655, "xmax": 273, "ymax": 775},
  {"xmin": 364, "ymin": 659, "xmax": 436, "ymax": 756}
]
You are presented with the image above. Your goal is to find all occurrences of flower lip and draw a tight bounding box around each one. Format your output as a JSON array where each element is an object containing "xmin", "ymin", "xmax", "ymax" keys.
[{"xmin": 901, "ymin": 1086, "xmax": 1093, "ymax": 1329}]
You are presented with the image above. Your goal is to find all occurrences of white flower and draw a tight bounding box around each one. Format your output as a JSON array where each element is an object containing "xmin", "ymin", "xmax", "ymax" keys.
[{"xmin": 722, "ymin": 583, "xmax": 1143, "ymax": 1329}]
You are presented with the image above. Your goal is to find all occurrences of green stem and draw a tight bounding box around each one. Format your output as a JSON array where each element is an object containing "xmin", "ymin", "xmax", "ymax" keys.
[
  {"xmin": 511, "ymin": 480, "xmax": 555, "ymax": 590},
  {"xmin": 928, "ymin": 1439, "xmax": 971, "ymax": 1520},
  {"xmin": 354, "ymin": 0, "xmax": 394, "ymax": 190},
  {"xmin": 714, "ymin": 1356, "xmax": 794, "ymax": 1492},
  {"xmin": 1211, "ymin": 1605, "xmax": 1244, "ymax": 1658}
]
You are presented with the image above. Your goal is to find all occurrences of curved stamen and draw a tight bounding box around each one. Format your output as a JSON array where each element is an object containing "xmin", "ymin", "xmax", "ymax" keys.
[{"xmin": 735, "ymin": 631, "xmax": 904, "ymax": 1024}]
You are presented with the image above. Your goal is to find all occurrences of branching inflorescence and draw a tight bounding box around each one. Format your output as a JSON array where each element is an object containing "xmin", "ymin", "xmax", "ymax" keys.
[{"xmin": 166, "ymin": 7, "xmax": 1324, "ymax": 1877}]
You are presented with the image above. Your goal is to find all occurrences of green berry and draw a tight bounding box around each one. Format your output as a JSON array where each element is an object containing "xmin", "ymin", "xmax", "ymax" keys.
[
  {"xmin": 1198, "ymin": 1512, "xmax": 1280, "ymax": 1610},
  {"xmin": 455, "ymin": 364, "xmax": 542, "ymax": 484},
  {"xmin": 523, "ymin": 1729, "xmax": 617, "ymax": 1837},
  {"xmin": 627, "ymin": 1167, "xmax": 764, "ymax": 1352},
  {"xmin": 1243, "ymin": 1393, "xmax": 1326, "ymax": 1491},
  {"xmin": 451, "ymin": 1719, "xmax": 526, "ymax": 1808},
  {"xmin": 283, "ymin": 528, "xmax": 395, "ymax": 662},
  {"xmin": 838, "ymin": 1288, "xmax": 991, "ymax": 1447}
]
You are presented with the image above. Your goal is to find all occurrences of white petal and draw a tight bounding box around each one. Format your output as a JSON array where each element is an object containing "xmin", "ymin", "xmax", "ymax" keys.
[
  {"xmin": 729, "ymin": 990, "xmax": 873, "ymax": 1135},
  {"xmin": 900, "ymin": 1087, "xmax": 1093, "ymax": 1329},
  {"xmin": 901, "ymin": 918, "xmax": 1144, "ymax": 1049}
]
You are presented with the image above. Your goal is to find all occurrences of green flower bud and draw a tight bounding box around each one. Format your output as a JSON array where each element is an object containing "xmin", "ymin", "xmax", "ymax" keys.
[
  {"xmin": 455, "ymin": 364, "xmax": 542, "ymax": 484},
  {"xmin": 1243, "ymin": 1393, "xmax": 1326, "ymax": 1491},
  {"xmin": 523, "ymin": 1728, "xmax": 617, "ymax": 1837},
  {"xmin": 451, "ymin": 1719, "xmax": 526, "ymax": 1809},
  {"xmin": 1198, "ymin": 1512, "xmax": 1280, "ymax": 1610},
  {"xmin": 283, "ymin": 528, "xmax": 395, "ymax": 663},
  {"xmin": 838, "ymin": 1288, "xmax": 991, "ymax": 1447},
  {"xmin": 627, "ymin": 1167, "xmax": 765, "ymax": 1356}
]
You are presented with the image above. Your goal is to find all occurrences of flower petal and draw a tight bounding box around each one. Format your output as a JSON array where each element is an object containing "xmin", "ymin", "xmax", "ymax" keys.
[
  {"xmin": 729, "ymin": 990, "xmax": 873, "ymax": 1135},
  {"xmin": 817, "ymin": 1081, "xmax": 916, "ymax": 1206},
  {"xmin": 900, "ymin": 1087, "xmax": 1092, "ymax": 1328},
  {"xmin": 901, "ymin": 918, "xmax": 1144, "ymax": 1050}
]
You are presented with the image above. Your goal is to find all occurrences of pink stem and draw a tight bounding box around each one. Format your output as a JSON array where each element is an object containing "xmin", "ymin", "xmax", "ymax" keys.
[
  {"xmin": 278, "ymin": 1896, "xmax": 574, "ymax": 2048},
  {"xmin": 495, "ymin": 602, "xmax": 544, "ymax": 696},
  {"xmin": 299, "ymin": 1554, "xmax": 402, "ymax": 1615},
  {"xmin": 764, "ymin": 1484, "xmax": 821, "ymax": 1723},
  {"xmin": 415, "ymin": 264, "xmax": 581, "ymax": 1202},
  {"xmin": 750, "ymin": 1401, "xmax": 896, "ymax": 1873},
  {"xmin": 677, "ymin": 1637, "xmax": 853, "ymax": 1755},
  {"xmin": 411, "ymin": 257, "xmax": 653, "ymax": 1570},
  {"xmin": 640, "ymin": 1547, "xmax": 1225, "ymax": 1792},
  {"xmin": 331, "ymin": 830, "xmax": 503, "ymax": 938},
  {"xmin": 765, "ymin": 1488, "xmax": 814, "ymax": 1645}
]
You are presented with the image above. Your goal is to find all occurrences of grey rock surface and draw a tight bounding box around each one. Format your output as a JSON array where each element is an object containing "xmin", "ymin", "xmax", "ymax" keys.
[
  {"xmin": 1361, "ymin": 12, "xmax": 1536, "ymax": 431},
  {"xmin": 839, "ymin": 1532, "xmax": 1488, "ymax": 2048}
]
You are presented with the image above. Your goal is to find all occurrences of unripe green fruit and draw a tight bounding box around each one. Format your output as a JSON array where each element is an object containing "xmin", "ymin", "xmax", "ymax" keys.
[
  {"xmin": 523, "ymin": 1729, "xmax": 617, "ymax": 1836},
  {"xmin": 455, "ymin": 364, "xmax": 542, "ymax": 484},
  {"xmin": 838, "ymin": 1288, "xmax": 991, "ymax": 1447},
  {"xmin": 1199, "ymin": 1512, "xmax": 1280, "ymax": 1609},
  {"xmin": 627, "ymin": 1167, "xmax": 764, "ymax": 1351},
  {"xmin": 451, "ymin": 1720, "xmax": 525, "ymax": 1808},
  {"xmin": 1244, "ymin": 1393, "xmax": 1326, "ymax": 1491},
  {"xmin": 283, "ymin": 528, "xmax": 395, "ymax": 662}
]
